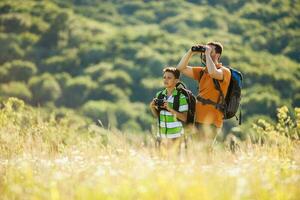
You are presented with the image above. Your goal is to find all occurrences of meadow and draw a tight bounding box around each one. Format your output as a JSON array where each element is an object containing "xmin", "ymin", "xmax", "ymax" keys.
[
  {"xmin": 1, "ymin": 0, "xmax": 300, "ymax": 199},
  {"xmin": 1, "ymin": 98, "xmax": 299, "ymax": 200}
]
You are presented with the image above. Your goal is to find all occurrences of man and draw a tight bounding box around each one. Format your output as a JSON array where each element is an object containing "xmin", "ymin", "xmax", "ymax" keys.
[
  {"xmin": 176, "ymin": 42, "xmax": 231, "ymax": 142},
  {"xmin": 150, "ymin": 67, "xmax": 188, "ymax": 149}
]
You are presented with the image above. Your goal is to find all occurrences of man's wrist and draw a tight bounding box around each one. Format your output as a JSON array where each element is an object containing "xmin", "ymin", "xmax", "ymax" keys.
[{"xmin": 205, "ymin": 51, "xmax": 210, "ymax": 56}]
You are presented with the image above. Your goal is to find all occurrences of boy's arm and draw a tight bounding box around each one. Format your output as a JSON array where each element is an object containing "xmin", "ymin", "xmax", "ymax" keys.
[
  {"xmin": 163, "ymin": 101, "xmax": 187, "ymax": 122},
  {"xmin": 149, "ymin": 99, "xmax": 159, "ymax": 118},
  {"xmin": 177, "ymin": 49, "xmax": 196, "ymax": 79},
  {"xmin": 168, "ymin": 109, "xmax": 187, "ymax": 122}
]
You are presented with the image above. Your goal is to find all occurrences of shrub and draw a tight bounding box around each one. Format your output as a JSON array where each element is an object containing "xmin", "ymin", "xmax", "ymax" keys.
[{"xmin": 252, "ymin": 106, "xmax": 300, "ymax": 155}]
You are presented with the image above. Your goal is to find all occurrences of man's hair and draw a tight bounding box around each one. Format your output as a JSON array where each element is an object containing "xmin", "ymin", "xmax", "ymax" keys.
[
  {"xmin": 163, "ymin": 67, "xmax": 180, "ymax": 79},
  {"xmin": 207, "ymin": 41, "xmax": 223, "ymax": 55}
]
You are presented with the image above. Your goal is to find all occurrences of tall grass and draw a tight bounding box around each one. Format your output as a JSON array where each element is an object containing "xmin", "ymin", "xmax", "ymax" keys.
[{"xmin": 0, "ymin": 98, "xmax": 299, "ymax": 200}]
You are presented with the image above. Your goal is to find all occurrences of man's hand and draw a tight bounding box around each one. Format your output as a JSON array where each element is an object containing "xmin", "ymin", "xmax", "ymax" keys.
[{"xmin": 204, "ymin": 45, "xmax": 212, "ymax": 55}]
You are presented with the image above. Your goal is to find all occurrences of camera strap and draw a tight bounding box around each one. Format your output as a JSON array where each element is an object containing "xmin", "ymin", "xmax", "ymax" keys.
[{"xmin": 157, "ymin": 90, "xmax": 167, "ymax": 140}]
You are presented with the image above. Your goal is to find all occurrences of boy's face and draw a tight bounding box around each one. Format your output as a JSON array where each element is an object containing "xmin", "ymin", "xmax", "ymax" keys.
[{"xmin": 163, "ymin": 71, "xmax": 178, "ymax": 88}]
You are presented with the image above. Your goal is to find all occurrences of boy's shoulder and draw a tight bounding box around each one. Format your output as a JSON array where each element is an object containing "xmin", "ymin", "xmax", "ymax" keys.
[{"xmin": 155, "ymin": 89, "xmax": 166, "ymax": 97}]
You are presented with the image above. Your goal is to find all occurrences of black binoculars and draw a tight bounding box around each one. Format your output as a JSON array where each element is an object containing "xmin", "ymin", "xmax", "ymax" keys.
[{"xmin": 191, "ymin": 45, "xmax": 206, "ymax": 52}]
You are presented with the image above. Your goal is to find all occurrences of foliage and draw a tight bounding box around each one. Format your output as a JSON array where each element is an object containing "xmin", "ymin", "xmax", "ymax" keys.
[
  {"xmin": 0, "ymin": 81, "xmax": 32, "ymax": 102},
  {"xmin": 0, "ymin": 60, "xmax": 37, "ymax": 82},
  {"xmin": 28, "ymin": 73, "xmax": 61, "ymax": 105},
  {"xmin": 0, "ymin": 0, "xmax": 299, "ymax": 132},
  {"xmin": 252, "ymin": 106, "xmax": 300, "ymax": 143},
  {"xmin": 61, "ymin": 76, "xmax": 96, "ymax": 107}
]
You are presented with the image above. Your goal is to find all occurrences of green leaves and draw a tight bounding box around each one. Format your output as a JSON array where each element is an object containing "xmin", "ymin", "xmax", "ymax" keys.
[{"xmin": 0, "ymin": 0, "xmax": 299, "ymax": 132}]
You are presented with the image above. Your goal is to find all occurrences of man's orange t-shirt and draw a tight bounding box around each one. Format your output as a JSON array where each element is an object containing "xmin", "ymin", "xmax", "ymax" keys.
[{"xmin": 192, "ymin": 64, "xmax": 231, "ymax": 128}]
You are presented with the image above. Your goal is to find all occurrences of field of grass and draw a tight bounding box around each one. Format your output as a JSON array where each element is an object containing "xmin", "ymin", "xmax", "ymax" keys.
[{"xmin": 1, "ymin": 98, "xmax": 300, "ymax": 200}]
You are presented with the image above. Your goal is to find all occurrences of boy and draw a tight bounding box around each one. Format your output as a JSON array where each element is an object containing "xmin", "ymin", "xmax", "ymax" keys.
[{"xmin": 150, "ymin": 67, "xmax": 188, "ymax": 149}]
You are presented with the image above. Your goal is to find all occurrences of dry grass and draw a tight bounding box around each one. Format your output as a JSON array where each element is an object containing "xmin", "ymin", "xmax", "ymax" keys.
[{"xmin": 0, "ymin": 98, "xmax": 299, "ymax": 200}]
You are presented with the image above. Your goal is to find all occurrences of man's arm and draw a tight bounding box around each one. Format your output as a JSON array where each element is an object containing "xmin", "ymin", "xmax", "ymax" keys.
[
  {"xmin": 176, "ymin": 49, "xmax": 195, "ymax": 79},
  {"xmin": 205, "ymin": 46, "xmax": 224, "ymax": 80}
]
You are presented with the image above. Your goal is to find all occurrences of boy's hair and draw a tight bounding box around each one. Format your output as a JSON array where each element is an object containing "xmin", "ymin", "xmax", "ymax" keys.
[
  {"xmin": 207, "ymin": 41, "xmax": 223, "ymax": 55},
  {"xmin": 163, "ymin": 67, "xmax": 180, "ymax": 79}
]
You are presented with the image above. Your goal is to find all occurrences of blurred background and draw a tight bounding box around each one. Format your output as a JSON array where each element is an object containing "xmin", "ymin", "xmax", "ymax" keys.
[{"xmin": 0, "ymin": 0, "xmax": 299, "ymax": 139}]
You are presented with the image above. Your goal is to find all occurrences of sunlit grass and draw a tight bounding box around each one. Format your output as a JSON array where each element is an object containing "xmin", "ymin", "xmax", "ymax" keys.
[{"xmin": 0, "ymin": 98, "xmax": 300, "ymax": 200}]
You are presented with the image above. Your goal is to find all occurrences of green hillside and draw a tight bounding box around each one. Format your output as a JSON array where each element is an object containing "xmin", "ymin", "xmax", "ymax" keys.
[{"xmin": 0, "ymin": 0, "xmax": 299, "ymax": 135}]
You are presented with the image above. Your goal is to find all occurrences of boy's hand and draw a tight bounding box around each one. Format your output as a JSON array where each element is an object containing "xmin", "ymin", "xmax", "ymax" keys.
[
  {"xmin": 162, "ymin": 100, "xmax": 171, "ymax": 111},
  {"xmin": 150, "ymin": 99, "xmax": 157, "ymax": 109}
]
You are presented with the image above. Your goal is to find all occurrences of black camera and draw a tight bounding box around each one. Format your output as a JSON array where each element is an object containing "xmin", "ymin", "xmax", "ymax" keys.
[
  {"xmin": 191, "ymin": 45, "xmax": 206, "ymax": 52},
  {"xmin": 154, "ymin": 98, "xmax": 165, "ymax": 107}
]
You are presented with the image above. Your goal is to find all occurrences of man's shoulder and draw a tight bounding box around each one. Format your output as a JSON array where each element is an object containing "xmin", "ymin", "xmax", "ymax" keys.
[
  {"xmin": 192, "ymin": 66, "xmax": 205, "ymax": 80},
  {"xmin": 220, "ymin": 66, "xmax": 231, "ymax": 76}
]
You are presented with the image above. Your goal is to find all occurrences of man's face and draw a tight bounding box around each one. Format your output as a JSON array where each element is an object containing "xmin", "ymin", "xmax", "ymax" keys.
[
  {"xmin": 209, "ymin": 45, "xmax": 219, "ymax": 60},
  {"xmin": 202, "ymin": 45, "xmax": 220, "ymax": 63},
  {"xmin": 163, "ymin": 72, "xmax": 178, "ymax": 88}
]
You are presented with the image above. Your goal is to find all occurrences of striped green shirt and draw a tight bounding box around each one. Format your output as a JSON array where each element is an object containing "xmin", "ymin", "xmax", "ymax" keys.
[{"xmin": 155, "ymin": 88, "xmax": 188, "ymax": 139}]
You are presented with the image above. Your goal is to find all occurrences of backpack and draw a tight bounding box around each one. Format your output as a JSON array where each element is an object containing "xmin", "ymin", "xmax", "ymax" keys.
[
  {"xmin": 197, "ymin": 67, "xmax": 243, "ymax": 124},
  {"xmin": 157, "ymin": 82, "xmax": 196, "ymax": 125}
]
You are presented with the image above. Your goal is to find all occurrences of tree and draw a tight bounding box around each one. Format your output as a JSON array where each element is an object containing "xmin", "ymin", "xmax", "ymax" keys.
[
  {"xmin": 90, "ymin": 84, "xmax": 129, "ymax": 102},
  {"xmin": 0, "ymin": 13, "xmax": 32, "ymax": 33},
  {"xmin": 0, "ymin": 82, "xmax": 32, "ymax": 102},
  {"xmin": 41, "ymin": 49, "xmax": 81, "ymax": 75},
  {"xmin": 29, "ymin": 73, "xmax": 61, "ymax": 105},
  {"xmin": 78, "ymin": 45, "xmax": 107, "ymax": 66},
  {"xmin": 243, "ymin": 85, "xmax": 283, "ymax": 118},
  {"xmin": 2, "ymin": 60, "xmax": 37, "ymax": 82},
  {"xmin": 83, "ymin": 62, "xmax": 113, "ymax": 80},
  {"xmin": 38, "ymin": 11, "xmax": 69, "ymax": 49},
  {"xmin": 98, "ymin": 70, "xmax": 132, "ymax": 88},
  {"xmin": 0, "ymin": 34, "xmax": 24, "ymax": 64},
  {"xmin": 62, "ymin": 76, "xmax": 96, "ymax": 107},
  {"xmin": 81, "ymin": 100, "xmax": 116, "ymax": 128}
]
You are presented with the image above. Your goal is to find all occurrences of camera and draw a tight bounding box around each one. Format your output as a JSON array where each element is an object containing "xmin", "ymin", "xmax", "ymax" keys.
[
  {"xmin": 191, "ymin": 45, "xmax": 206, "ymax": 52},
  {"xmin": 154, "ymin": 98, "xmax": 165, "ymax": 107}
]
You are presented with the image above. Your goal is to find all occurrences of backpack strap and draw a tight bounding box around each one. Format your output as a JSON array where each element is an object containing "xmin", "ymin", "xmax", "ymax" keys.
[
  {"xmin": 196, "ymin": 71, "xmax": 227, "ymax": 115},
  {"xmin": 196, "ymin": 96, "xmax": 225, "ymax": 111},
  {"xmin": 156, "ymin": 90, "xmax": 167, "ymax": 140},
  {"xmin": 197, "ymin": 68, "xmax": 205, "ymax": 93},
  {"xmin": 173, "ymin": 82, "xmax": 187, "ymax": 112},
  {"xmin": 173, "ymin": 89, "xmax": 180, "ymax": 112},
  {"xmin": 212, "ymin": 79, "xmax": 227, "ymax": 118},
  {"xmin": 198, "ymin": 68, "xmax": 205, "ymax": 83},
  {"xmin": 157, "ymin": 90, "xmax": 165, "ymax": 100}
]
